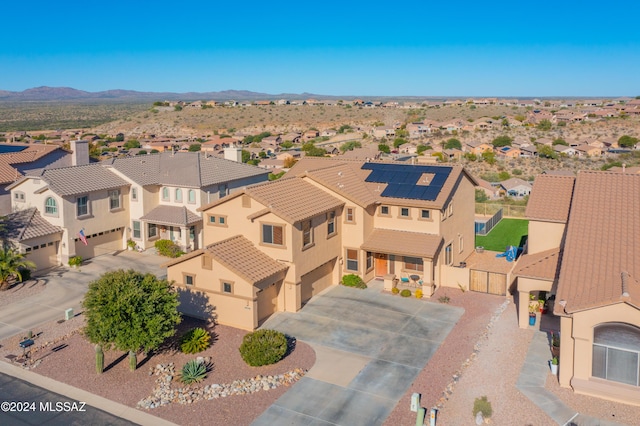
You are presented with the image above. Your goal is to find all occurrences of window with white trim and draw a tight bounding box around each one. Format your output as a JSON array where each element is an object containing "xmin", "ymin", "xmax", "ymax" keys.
[
  {"xmin": 188, "ymin": 189, "xmax": 196, "ymax": 204},
  {"xmin": 148, "ymin": 223, "xmax": 157, "ymax": 238},
  {"xmin": 262, "ymin": 224, "xmax": 284, "ymax": 246},
  {"xmin": 327, "ymin": 211, "xmax": 336, "ymax": 236},
  {"xmin": 44, "ymin": 197, "xmax": 57, "ymax": 215},
  {"xmin": 76, "ymin": 195, "xmax": 89, "ymax": 217},
  {"xmin": 108, "ymin": 189, "xmax": 121, "ymax": 210},
  {"xmin": 346, "ymin": 249, "xmax": 358, "ymax": 271},
  {"xmin": 593, "ymin": 323, "xmax": 640, "ymax": 386},
  {"xmin": 162, "ymin": 187, "xmax": 170, "ymax": 201},
  {"xmin": 175, "ymin": 188, "xmax": 183, "ymax": 202},
  {"xmin": 14, "ymin": 191, "xmax": 25, "ymax": 202},
  {"xmin": 132, "ymin": 221, "xmax": 141, "ymax": 239},
  {"xmin": 302, "ymin": 220, "xmax": 313, "ymax": 247}
]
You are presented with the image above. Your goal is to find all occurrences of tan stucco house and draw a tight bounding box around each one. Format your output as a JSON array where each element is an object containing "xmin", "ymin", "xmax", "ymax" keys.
[
  {"xmin": 6, "ymin": 147, "xmax": 269, "ymax": 271},
  {"xmin": 166, "ymin": 158, "xmax": 477, "ymax": 330},
  {"xmin": 514, "ymin": 172, "xmax": 640, "ymax": 406}
]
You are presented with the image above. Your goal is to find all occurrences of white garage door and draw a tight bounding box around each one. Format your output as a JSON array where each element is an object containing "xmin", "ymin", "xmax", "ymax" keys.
[
  {"xmin": 25, "ymin": 241, "xmax": 59, "ymax": 272},
  {"xmin": 74, "ymin": 228, "xmax": 124, "ymax": 259}
]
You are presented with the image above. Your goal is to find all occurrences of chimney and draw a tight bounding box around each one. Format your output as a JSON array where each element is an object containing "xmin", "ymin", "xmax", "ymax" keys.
[
  {"xmin": 70, "ymin": 140, "xmax": 89, "ymax": 166},
  {"xmin": 224, "ymin": 145, "xmax": 243, "ymax": 163}
]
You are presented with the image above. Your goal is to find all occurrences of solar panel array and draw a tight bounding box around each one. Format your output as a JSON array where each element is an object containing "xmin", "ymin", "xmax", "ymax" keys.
[{"xmin": 361, "ymin": 163, "xmax": 452, "ymax": 201}]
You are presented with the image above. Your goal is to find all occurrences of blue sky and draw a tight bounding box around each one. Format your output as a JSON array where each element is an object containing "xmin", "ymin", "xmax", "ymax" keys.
[{"xmin": 2, "ymin": 1, "xmax": 639, "ymax": 96}]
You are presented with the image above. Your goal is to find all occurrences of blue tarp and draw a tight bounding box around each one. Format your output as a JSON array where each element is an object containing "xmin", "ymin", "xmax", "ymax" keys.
[{"xmin": 495, "ymin": 245, "xmax": 518, "ymax": 262}]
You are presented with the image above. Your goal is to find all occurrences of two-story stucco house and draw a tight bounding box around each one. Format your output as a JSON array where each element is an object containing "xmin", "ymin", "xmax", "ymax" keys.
[
  {"xmin": 166, "ymin": 158, "xmax": 477, "ymax": 330},
  {"xmin": 7, "ymin": 146, "xmax": 269, "ymax": 271},
  {"xmin": 513, "ymin": 172, "xmax": 640, "ymax": 406}
]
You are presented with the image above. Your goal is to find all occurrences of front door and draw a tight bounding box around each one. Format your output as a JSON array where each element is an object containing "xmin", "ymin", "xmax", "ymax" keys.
[{"xmin": 375, "ymin": 253, "xmax": 388, "ymax": 277}]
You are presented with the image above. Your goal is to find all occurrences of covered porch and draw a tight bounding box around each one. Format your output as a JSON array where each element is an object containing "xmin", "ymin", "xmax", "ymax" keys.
[
  {"xmin": 139, "ymin": 205, "xmax": 203, "ymax": 252},
  {"xmin": 361, "ymin": 228, "xmax": 443, "ymax": 297}
]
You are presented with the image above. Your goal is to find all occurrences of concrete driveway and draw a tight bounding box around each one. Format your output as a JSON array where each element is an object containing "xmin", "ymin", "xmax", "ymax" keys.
[
  {"xmin": 0, "ymin": 251, "xmax": 167, "ymax": 340},
  {"xmin": 253, "ymin": 280, "xmax": 464, "ymax": 426}
]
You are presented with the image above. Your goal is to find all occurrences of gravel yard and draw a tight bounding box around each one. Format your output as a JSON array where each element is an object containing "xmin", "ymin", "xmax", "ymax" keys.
[
  {"xmin": 0, "ymin": 316, "xmax": 315, "ymax": 426},
  {"xmin": 0, "ymin": 278, "xmax": 48, "ymax": 310}
]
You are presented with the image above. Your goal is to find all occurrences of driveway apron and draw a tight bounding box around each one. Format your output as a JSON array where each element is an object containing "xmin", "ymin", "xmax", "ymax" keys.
[{"xmin": 253, "ymin": 281, "xmax": 464, "ymax": 426}]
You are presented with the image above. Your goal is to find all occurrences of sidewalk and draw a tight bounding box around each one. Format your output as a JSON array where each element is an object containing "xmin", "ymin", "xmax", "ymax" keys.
[
  {"xmin": 0, "ymin": 360, "xmax": 177, "ymax": 426},
  {"xmin": 517, "ymin": 331, "xmax": 624, "ymax": 426}
]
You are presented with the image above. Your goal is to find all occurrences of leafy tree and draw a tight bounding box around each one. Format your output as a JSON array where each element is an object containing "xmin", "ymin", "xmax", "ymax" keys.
[
  {"xmin": 188, "ymin": 143, "xmax": 201, "ymax": 152},
  {"xmin": 115, "ymin": 133, "xmax": 125, "ymax": 142},
  {"xmin": 537, "ymin": 145, "xmax": 557, "ymax": 159},
  {"xmin": 268, "ymin": 171, "xmax": 285, "ymax": 180},
  {"xmin": 514, "ymin": 115, "xmax": 526, "ymax": 122},
  {"xmin": 241, "ymin": 150, "xmax": 251, "ymax": 163},
  {"xmin": 537, "ymin": 119, "xmax": 552, "ymax": 130},
  {"xmin": 501, "ymin": 118, "xmax": 510, "ymax": 127},
  {"xmin": 258, "ymin": 151, "xmax": 267, "ymax": 158},
  {"xmin": 136, "ymin": 150, "xmax": 147, "ymax": 156},
  {"xmin": 395, "ymin": 128, "xmax": 409, "ymax": 138},
  {"xmin": 280, "ymin": 141, "xmax": 293, "ymax": 149},
  {"xmin": 123, "ymin": 139, "xmax": 141, "ymax": 149},
  {"xmin": 416, "ymin": 144, "xmax": 431, "ymax": 154},
  {"xmin": 482, "ymin": 150, "xmax": 496, "ymax": 165},
  {"xmin": 475, "ymin": 189, "xmax": 489, "ymax": 202},
  {"xmin": 150, "ymin": 149, "xmax": 160, "ymax": 154},
  {"xmin": 618, "ymin": 135, "xmax": 639, "ymax": 148},
  {"xmin": 498, "ymin": 171, "xmax": 511, "ymax": 181},
  {"xmin": 491, "ymin": 136, "xmax": 512, "ymax": 148},
  {"xmin": 174, "ymin": 105, "xmax": 182, "ymax": 111},
  {"xmin": 552, "ymin": 138, "xmax": 568, "ymax": 146},
  {"xmin": 0, "ymin": 247, "xmax": 36, "ymax": 291},
  {"xmin": 340, "ymin": 141, "xmax": 361, "ymax": 152},
  {"xmin": 512, "ymin": 169, "xmax": 523, "ymax": 176},
  {"xmin": 464, "ymin": 152, "xmax": 477, "ymax": 161},
  {"xmin": 393, "ymin": 138, "xmax": 408, "ymax": 148},
  {"xmin": 378, "ymin": 144, "xmax": 390, "ymax": 154},
  {"xmin": 337, "ymin": 124, "xmax": 353, "ymax": 134},
  {"xmin": 83, "ymin": 270, "xmax": 181, "ymax": 371},
  {"xmin": 444, "ymin": 138, "xmax": 462, "ymax": 150}
]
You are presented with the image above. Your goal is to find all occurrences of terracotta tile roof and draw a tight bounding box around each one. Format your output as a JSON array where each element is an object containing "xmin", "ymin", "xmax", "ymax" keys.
[
  {"xmin": 500, "ymin": 177, "xmax": 532, "ymax": 190},
  {"xmin": 513, "ymin": 248, "xmax": 561, "ymax": 281},
  {"xmin": 2, "ymin": 208, "xmax": 62, "ymax": 241},
  {"xmin": 140, "ymin": 205, "xmax": 201, "ymax": 226},
  {"xmin": 0, "ymin": 145, "xmax": 61, "ymax": 184},
  {"xmin": 525, "ymin": 174, "xmax": 575, "ymax": 222},
  {"xmin": 305, "ymin": 163, "xmax": 378, "ymax": 208},
  {"xmin": 243, "ymin": 177, "xmax": 344, "ymax": 224},
  {"xmin": 555, "ymin": 171, "xmax": 640, "ymax": 314},
  {"xmin": 22, "ymin": 164, "xmax": 130, "ymax": 197},
  {"xmin": 361, "ymin": 228, "xmax": 442, "ymax": 259},
  {"xmin": 105, "ymin": 152, "xmax": 268, "ymax": 187}
]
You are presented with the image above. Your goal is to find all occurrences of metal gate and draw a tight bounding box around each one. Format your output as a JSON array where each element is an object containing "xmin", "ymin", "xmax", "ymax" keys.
[{"xmin": 470, "ymin": 269, "xmax": 507, "ymax": 295}]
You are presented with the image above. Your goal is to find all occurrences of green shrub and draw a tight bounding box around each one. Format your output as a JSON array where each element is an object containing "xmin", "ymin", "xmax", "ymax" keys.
[
  {"xmin": 239, "ymin": 329, "xmax": 288, "ymax": 367},
  {"xmin": 154, "ymin": 239, "xmax": 184, "ymax": 258},
  {"xmin": 180, "ymin": 327, "xmax": 211, "ymax": 354},
  {"xmin": 68, "ymin": 256, "xmax": 83, "ymax": 267},
  {"xmin": 400, "ymin": 289, "xmax": 412, "ymax": 297},
  {"xmin": 438, "ymin": 295, "xmax": 450, "ymax": 304},
  {"xmin": 391, "ymin": 287, "xmax": 400, "ymax": 295},
  {"xmin": 473, "ymin": 395, "xmax": 493, "ymax": 418},
  {"xmin": 18, "ymin": 267, "xmax": 31, "ymax": 282},
  {"xmin": 341, "ymin": 274, "xmax": 367, "ymax": 289},
  {"xmin": 180, "ymin": 359, "xmax": 208, "ymax": 384}
]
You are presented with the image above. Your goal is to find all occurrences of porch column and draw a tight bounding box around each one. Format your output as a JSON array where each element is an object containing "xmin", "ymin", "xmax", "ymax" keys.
[{"xmin": 518, "ymin": 290, "xmax": 530, "ymax": 328}]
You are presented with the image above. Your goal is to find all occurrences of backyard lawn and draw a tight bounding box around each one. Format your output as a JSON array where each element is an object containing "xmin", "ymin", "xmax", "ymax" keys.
[{"xmin": 475, "ymin": 218, "xmax": 529, "ymax": 252}]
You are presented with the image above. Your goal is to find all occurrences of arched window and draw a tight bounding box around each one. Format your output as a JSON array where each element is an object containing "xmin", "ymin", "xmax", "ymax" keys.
[
  {"xmin": 593, "ymin": 323, "xmax": 640, "ymax": 386},
  {"xmin": 44, "ymin": 197, "xmax": 57, "ymax": 215},
  {"xmin": 188, "ymin": 189, "xmax": 196, "ymax": 204},
  {"xmin": 175, "ymin": 188, "xmax": 183, "ymax": 202},
  {"xmin": 162, "ymin": 187, "xmax": 169, "ymax": 201}
]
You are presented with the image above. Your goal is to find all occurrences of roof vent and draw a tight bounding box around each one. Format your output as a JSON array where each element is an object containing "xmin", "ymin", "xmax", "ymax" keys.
[{"xmin": 621, "ymin": 271, "xmax": 630, "ymax": 297}]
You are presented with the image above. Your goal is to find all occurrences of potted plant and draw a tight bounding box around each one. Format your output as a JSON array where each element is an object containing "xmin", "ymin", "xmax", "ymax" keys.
[
  {"xmin": 127, "ymin": 239, "xmax": 137, "ymax": 251},
  {"xmin": 551, "ymin": 333, "xmax": 560, "ymax": 357},
  {"xmin": 550, "ymin": 357, "xmax": 558, "ymax": 375},
  {"xmin": 539, "ymin": 298, "xmax": 546, "ymax": 313},
  {"xmin": 528, "ymin": 302, "xmax": 538, "ymax": 326},
  {"xmin": 68, "ymin": 256, "xmax": 83, "ymax": 270}
]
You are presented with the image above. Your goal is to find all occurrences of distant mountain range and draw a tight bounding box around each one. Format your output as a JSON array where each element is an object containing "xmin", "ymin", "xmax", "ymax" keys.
[{"xmin": 0, "ymin": 86, "xmax": 355, "ymax": 102}]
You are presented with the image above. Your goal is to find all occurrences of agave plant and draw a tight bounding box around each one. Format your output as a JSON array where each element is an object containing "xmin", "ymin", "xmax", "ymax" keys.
[
  {"xmin": 180, "ymin": 327, "xmax": 211, "ymax": 354},
  {"xmin": 179, "ymin": 359, "xmax": 208, "ymax": 384}
]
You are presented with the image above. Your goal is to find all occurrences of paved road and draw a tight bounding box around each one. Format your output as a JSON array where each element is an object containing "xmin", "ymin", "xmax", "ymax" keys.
[
  {"xmin": 0, "ymin": 251, "xmax": 167, "ymax": 341},
  {"xmin": 0, "ymin": 372, "xmax": 137, "ymax": 426},
  {"xmin": 253, "ymin": 280, "xmax": 464, "ymax": 426}
]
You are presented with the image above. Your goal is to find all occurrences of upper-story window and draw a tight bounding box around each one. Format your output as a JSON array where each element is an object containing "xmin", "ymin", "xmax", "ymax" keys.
[
  {"xmin": 108, "ymin": 189, "xmax": 121, "ymax": 210},
  {"xmin": 77, "ymin": 195, "xmax": 89, "ymax": 217},
  {"xmin": 131, "ymin": 187, "xmax": 138, "ymax": 201},
  {"xmin": 188, "ymin": 189, "xmax": 196, "ymax": 204},
  {"xmin": 262, "ymin": 224, "xmax": 284, "ymax": 246},
  {"xmin": 14, "ymin": 191, "xmax": 25, "ymax": 203},
  {"xmin": 346, "ymin": 249, "xmax": 358, "ymax": 271},
  {"xmin": 345, "ymin": 207, "xmax": 355, "ymax": 223},
  {"xmin": 302, "ymin": 220, "xmax": 313, "ymax": 248},
  {"xmin": 162, "ymin": 187, "xmax": 170, "ymax": 201},
  {"xmin": 420, "ymin": 209, "xmax": 431, "ymax": 220},
  {"xmin": 400, "ymin": 207, "xmax": 410, "ymax": 218},
  {"xmin": 175, "ymin": 188, "xmax": 183, "ymax": 202},
  {"xmin": 327, "ymin": 211, "xmax": 336, "ymax": 236},
  {"xmin": 44, "ymin": 197, "xmax": 57, "ymax": 216},
  {"xmin": 380, "ymin": 205, "xmax": 390, "ymax": 216},
  {"xmin": 448, "ymin": 201, "xmax": 454, "ymax": 216}
]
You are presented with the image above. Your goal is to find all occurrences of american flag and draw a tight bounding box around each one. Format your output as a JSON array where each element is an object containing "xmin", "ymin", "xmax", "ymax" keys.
[{"xmin": 78, "ymin": 229, "xmax": 88, "ymax": 246}]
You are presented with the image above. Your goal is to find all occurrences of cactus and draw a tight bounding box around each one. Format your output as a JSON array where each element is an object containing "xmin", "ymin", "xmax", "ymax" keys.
[
  {"xmin": 95, "ymin": 345, "xmax": 104, "ymax": 374},
  {"xmin": 128, "ymin": 350, "xmax": 137, "ymax": 372}
]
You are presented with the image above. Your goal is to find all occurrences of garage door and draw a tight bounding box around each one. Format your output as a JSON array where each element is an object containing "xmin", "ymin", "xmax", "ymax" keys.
[
  {"xmin": 300, "ymin": 258, "xmax": 336, "ymax": 304},
  {"xmin": 470, "ymin": 269, "xmax": 507, "ymax": 296},
  {"xmin": 26, "ymin": 241, "xmax": 59, "ymax": 272},
  {"xmin": 74, "ymin": 228, "xmax": 124, "ymax": 259},
  {"xmin": 257, "ymin": 283, "xmax": 278, "ymax": 323}
]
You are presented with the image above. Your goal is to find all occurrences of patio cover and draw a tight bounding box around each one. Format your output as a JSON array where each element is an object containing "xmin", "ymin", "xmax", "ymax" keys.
[
  {"xmin": 361, "ymin": 229, "xmax": 442, "ymax": 259},
  {"xmin": 140, "ymin": 205, "xmax": 201, "ymax": 227}
]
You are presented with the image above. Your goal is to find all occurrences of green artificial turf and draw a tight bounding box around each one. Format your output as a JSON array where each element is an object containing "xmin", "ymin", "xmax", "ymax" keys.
[{"xmin": 475, "ymin": 218, "xmax": 529, "ymax": 252}]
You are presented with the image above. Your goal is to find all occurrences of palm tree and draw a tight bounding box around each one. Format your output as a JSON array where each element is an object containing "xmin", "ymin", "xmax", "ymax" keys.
[{"xmin": 0, "ymin": 247, "xmax": 36, "ymax": 291}]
